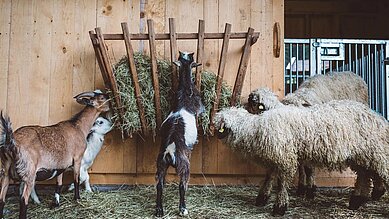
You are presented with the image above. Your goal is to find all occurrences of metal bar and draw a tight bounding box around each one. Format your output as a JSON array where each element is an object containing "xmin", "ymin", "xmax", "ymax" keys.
[
  {"xmin": 355, "ymin": 44, "xmax": 359, "ymax": 76},
  {"xmin": 310, "ymin": 39, "xmax": 317, "ymax": 76},
  {"xmin": 349, "ymin": 44, "xmax": 352, "ymax": 72},
  {"xmin": 368, "ymin": 44, "xmax": 372, "ymax": 104},
  {"xmin": 296, "ymin": 43, "xmax": 299, "ymax": 87},
  {"xmin": 380, "ymin": 44, "xmax": 385, "ymax": 115},
  {"xmin": 121, "ymin": 22, "xmax": 148, "ymax": 136},
  {"xmin": 302, "ymin": 43, "xmax": 306, "ymax": 80},
  {"xmin": 230, "ymin": 27, "xmax": 255, "ymax": 106},
  {"xmin": 92, "ymin": 32, "xmax": 260, "ymax": 41},
  {"xmin": 375, "ymin": 44, "xmax": 379, "ymax": 111},
  {"xmin": 147, "ymin": 19, "xmax": 162, "ymax": 129},
  {"xmin": 361, "ymin": 44, "xmax": 365, "ymax": 81},
  {"xmin": 289, "ymin": 43, "xmax": 293, "ymax": 94}
]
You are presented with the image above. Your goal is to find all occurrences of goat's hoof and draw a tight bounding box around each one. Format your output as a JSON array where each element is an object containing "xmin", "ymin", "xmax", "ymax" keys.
[
  {"xmin": 272, "ymin": 204, "xmax": 287, "ymax": 216},
  {"xmin": 255, "ymin": 194, "xmax": 270, "ymax": 207},
  {"xmin": 179, "ymin": 207, "xmax": 189, "ymax": 216},
  {"xmin": 50, "ymin": 202, "xmax": 60, "ymax": 209},
  {"xmin": 296, "ymin": 183, "xmax": 306, "ymax": 197},
  {"xmin": 371, "ymin": 188, "xmax": 386, "ymax": 201},
  {"xmin": 155, "ymin": 207, "xmax": 164, "ymax": 217},
  {"xmin": 348, "ymin": 195, "xmax": 368, "ymax": 210},
  {"xmin": 305, "ymin": 185, "xmax": 317, "ymax": 200}
]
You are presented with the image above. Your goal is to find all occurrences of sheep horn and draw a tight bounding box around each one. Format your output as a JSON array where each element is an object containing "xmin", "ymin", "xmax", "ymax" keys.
[{"xmin": 73, "ymin": 91, "xmax": 95, "ymax": 99}]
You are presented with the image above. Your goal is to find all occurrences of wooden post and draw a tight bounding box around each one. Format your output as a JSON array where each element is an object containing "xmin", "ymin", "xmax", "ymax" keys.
[
  {"xmin": 89, "ymin": 30, "xmax": 110, "ymax": 90},
  {"xmin": 94, "ymin": 27, "xmax": 126, "ymax": 134},
  {"xmin": 209, "ymin": 23, "xmax": 232, "ymax": 134},
  {"xmin": 169, "ymin": 18, "xmax": 178, "ymax": 93},
  {"xmin": 147, "ymin": 19, "xmax": 162, "ymax": 129},
  {"xmin": 230, "ymin": 27, "xmax": 255, "ymax": 106},
  {"xmin": 121, "ymin": 22, "xmax": 148, "ymax": 136},
  {"xmin": 196, "ymin": 20, "xmax": 205, "ymax": 91}
]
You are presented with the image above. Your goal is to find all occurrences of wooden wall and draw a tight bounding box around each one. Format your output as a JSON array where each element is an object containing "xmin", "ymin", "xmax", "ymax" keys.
[
  {"xmin": 285, "ymin": 0, "xmax": 389, "ymax": 39},
  {"xmin": 0, "ymin": 0, "xmax": 355, "ymax": 186}
]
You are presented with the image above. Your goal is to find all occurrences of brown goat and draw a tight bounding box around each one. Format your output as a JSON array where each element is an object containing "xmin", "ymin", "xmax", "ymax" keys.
[{"xmin": 0, "ymin": 90, "xmax": 110, "ymax": 219}]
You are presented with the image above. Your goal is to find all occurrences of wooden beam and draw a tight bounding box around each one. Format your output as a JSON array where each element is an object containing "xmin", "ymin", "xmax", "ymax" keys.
[
  {"xmin": 196, "ymin": 20, "xmax": 205, "ymax": 90},
  {"xmin": 121, "ymin": 22, "xmax": 148, "ymax": 136},
  {"xmin": 94, "ymin": 28, "xmax": 126, "ymax": 134},
  {"xmin": 230, "ymin": 27, "xmax": 255, "ymax": 106},
  {"xmin": 89, "ymin": 30, "xmax": 110, "ymax": 90},
  {"xmin": 209, "ymin": 23, "xmax": 231, "ymax": 134},
  {"xmin": 90, "ymin": 32, "xmax": 260, "ymax": 41},
  {"xmin": 147, "ymin": 19, "xmax": 162, "ymax": 129},
  {"xmin": 169, "ymin": 18, "xmax": 178, "ymax": 93}
]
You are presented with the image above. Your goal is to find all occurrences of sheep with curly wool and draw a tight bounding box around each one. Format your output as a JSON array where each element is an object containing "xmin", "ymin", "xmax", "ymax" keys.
[
  {"xmin": 246, "ymin": 72, "xmax": 385, "ymax": 201},
  {"xmin": 214, "ymin": 100, "xmax": 389, "ymax": 216}
]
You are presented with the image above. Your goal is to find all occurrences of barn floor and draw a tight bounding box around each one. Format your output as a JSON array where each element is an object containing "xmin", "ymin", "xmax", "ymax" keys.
[{"xmin": 3, "ymin": 184, "xmax": 389, "ymax": 218}]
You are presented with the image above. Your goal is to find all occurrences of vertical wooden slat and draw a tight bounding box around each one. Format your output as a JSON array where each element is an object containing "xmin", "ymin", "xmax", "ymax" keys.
[
  {"xmin": 230, "ymin": 27, "xmax": 255, "ymax": 106},
  {"xmin": 209, "ymin": 23, "xmax": 232, "ymax": 134},
  {"xmin": 169, "ymin": 18, "xmax": 178, "ymax": 93},
  {"xmin": 196, "ymin": 19, "xmax": 205, "ymax": 90},
  {"xmin": 121, "ymin": 22, "xmax": 148, "ymax": 136},
  {"xmin": 147, "ymin": 19, "xmax": 162, "ymax": 129},
  {"xmin": 89, "ymin": 31, "xmax": 110, "ymax": 89},
  {"xmin": 95, "ymin": 27, "xmax": 125, "ymax": 131},
  {"xmin": 0, "ymin": 0, "xmax": 11, "ymax": 112}
]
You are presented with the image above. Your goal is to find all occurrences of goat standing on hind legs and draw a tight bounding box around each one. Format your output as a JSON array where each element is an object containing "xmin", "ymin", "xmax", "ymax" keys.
[
  {"xmin": 0, "ymin": 90, "xmax": 110, "ymax": 219},
  {"xmin": 155, "ymin": 51, "xmax": 204, "ymax": 217}
]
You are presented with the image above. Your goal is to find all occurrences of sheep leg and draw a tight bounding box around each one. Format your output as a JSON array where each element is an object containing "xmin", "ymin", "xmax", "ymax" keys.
[
  {"xmin": 19, "ymin": 179, "xmax": 34, "ymax": 219},
  {"xmin": 349, "ymin": 169, "xmax": 370, "ymax": 210},
  {"xmin": 304, "ymin": 165, "xmax": 316, "ymax": 199},
  {"xmin": 371, "ymin": 173, "xmax": 386, "ymax": 201},
  {"xmin": 155, "ymin": 154, "xmax": 169, "ymax": 217},
  {"xmin": 256, "ymin": 169, "xmax": 275, "ymax": 206},
  {"xmin": 296, "ymin": 165, "xmax": 306, "ymax": 197},
  {"xmin": 51, "ymin": 174, "xmax": 63, "ymax": 208},
  {"xmin": 272, "ymin": 174, "xmax": 289, "ymax": 216},
  {"xmin": 177, "ymin": 158, "xmax": 190, "ymax": 216}
]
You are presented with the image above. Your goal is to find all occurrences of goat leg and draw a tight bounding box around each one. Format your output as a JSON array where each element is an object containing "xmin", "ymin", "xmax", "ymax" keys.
[
  {"xmin": 51, "ymin": 174, "xmax": 63, "ymax": 208},
  {"xmin": 19, "ymin": 179, "xmax": 34, "ymax": 219},
  {"xmin": 177, "ymin": 158, "xmax": 190, "ymax": 217},
  {"xmin": 0, "ymin": 162, "xmax": 11, "ymax": 219},
  {"xmin": 73, "ymin": 159, "xmax": 82, "ymax": 200},
  {"xmin": 155, "ymin": 154, "xmax": 168, "ymax": 217}
]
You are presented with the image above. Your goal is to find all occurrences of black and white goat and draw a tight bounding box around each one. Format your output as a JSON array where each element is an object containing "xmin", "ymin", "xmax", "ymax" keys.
[
  {"xmin": 0, "ymin": 90, "xmax": 110, "ymax": 219},
  {"xmin": 155, "ymin": 51, "xmax": 204, "ymax": 217}
]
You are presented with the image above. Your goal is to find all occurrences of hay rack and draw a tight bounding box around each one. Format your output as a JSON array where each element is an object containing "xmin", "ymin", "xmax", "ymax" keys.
[{"xmin": 89, "ymin": 18, "xmax": 259, "ymax": 138}]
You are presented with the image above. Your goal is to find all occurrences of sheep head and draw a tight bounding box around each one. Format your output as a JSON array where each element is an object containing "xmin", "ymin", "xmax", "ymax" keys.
[
  {"xmin": 74, "ymin": 90, "xmax": 110, "ymax": 113},
  {"xmin": 246, "ymin": 87, "xmax": 282, "ymax": 114}
]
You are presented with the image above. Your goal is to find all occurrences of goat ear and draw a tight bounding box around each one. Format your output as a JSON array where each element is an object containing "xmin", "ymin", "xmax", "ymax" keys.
[
  {"xmin": 173, "ymin": 61, "xmax": 181, "ymax": 67},
  {"xmin": 190, "ymin": 62, "xmax": 202, "ymax": 68},
  {"xmin": 76, "ymin": 97, "xmax": 92, "ymax": 106}
]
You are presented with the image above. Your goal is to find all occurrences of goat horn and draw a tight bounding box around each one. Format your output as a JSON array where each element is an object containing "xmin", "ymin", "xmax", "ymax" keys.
[{"xmin": 73, "ymin": 91, "xmax": 95, "ymax": 99}]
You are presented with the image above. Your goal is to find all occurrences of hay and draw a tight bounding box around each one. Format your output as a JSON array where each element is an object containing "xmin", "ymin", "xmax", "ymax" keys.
[
  {"xmin": 112, "ymin": 53, "xmax": 232, "ymax": 137},
  {"xmin": 4, "ymin": 185, "xmax": 389, "ymax": 218}
]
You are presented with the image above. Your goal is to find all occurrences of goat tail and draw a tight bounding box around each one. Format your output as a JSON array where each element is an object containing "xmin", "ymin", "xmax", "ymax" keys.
[{"xmin": 0, "ymin": 111, "xmax": 16, "ymax": 162}]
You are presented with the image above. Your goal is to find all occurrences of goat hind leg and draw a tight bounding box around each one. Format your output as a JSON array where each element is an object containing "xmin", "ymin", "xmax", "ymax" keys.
[
  {"xmin": 73, "ymin": 159, "xmax": 82, "ymax": 200},
  {"xmin": 20, "ymin": 179, "xmax": 35, "ymax": 219},
  {"xmin": 177, "ymin": 159, "xmax": 190, "ymax": 216},
  {"xmin": 155, "ymin": 154, "xmax": 169, "ymax": 217},
  {"xmin": 0, "ymin": 173, "xmax": 10, "ymax": 218}
]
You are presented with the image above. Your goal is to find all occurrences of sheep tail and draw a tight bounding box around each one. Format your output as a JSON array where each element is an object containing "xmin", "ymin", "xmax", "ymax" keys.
[{"xmin": 0, "ymin": 111, "xmax": 17, "ymax": 162}]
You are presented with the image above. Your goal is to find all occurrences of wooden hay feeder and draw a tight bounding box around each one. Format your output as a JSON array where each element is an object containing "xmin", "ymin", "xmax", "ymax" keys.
[{"xmin": 89, "ymin": 18, "xmax": 259, "ymax": 138}]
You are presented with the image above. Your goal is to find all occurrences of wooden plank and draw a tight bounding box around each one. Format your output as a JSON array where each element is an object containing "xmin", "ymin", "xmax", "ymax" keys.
[
  {"xmin": 72, "ymin": 0, "xmax": 97, "ymax": 115},
  {"xmin": 95, "ymin": 27, "xmax": 126, "ymax": 133},
  {"xmin": 121, "ymin": 22, "xmax": 148, "ymax": 136},
  {"xmin": 49, "ymin": 0, "xmax": 75, "ymax": 124},
  {"xmin": 7, "ymin": 0, "xmax": 50, "ymax": 127},
  {"xmin": 147, "ymin": 19, "xmax": 162, "ymax": 130},
  {"xmin": 209, "ymin": 23, "xmax": 231, "ymax": 134},
  {"xmin": 0, "ymin": 0, "xmax": 11, "ymax": 112},
  {"xmin": 93, "ymin": 32, "xmax": 260, "ymax": 41},
  {"xmin": 272, "ymin": 0, "xmax": 285, "ymax": 97},
  {"xmin": 230, "ymin": 27, "xmax": 255, "ymax": 106},
  {"xmin": 169, "ymin": 18, "xmax": 178, "ymax": 93},
  {"xmin": 89, "ymin": 31, "xmax": 110, "ymax": 89},
  {"xmin": 196, "ymin": 20, "xmax": 205, "ymax": 90}
]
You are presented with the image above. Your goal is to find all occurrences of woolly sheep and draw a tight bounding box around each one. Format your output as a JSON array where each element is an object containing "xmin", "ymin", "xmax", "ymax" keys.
[
  {"xmin": 214, "ymin": 100, "xmax": 389, "ymax": 216},
  {"xmin": 245, "ymin": 72, "xmax": 385, "ymax": 200}
]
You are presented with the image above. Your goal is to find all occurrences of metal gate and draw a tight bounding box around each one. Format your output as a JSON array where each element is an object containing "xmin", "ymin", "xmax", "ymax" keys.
[{"xmin": 285, "ymin": 39, "xmax": 389, "ymax": 119}]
